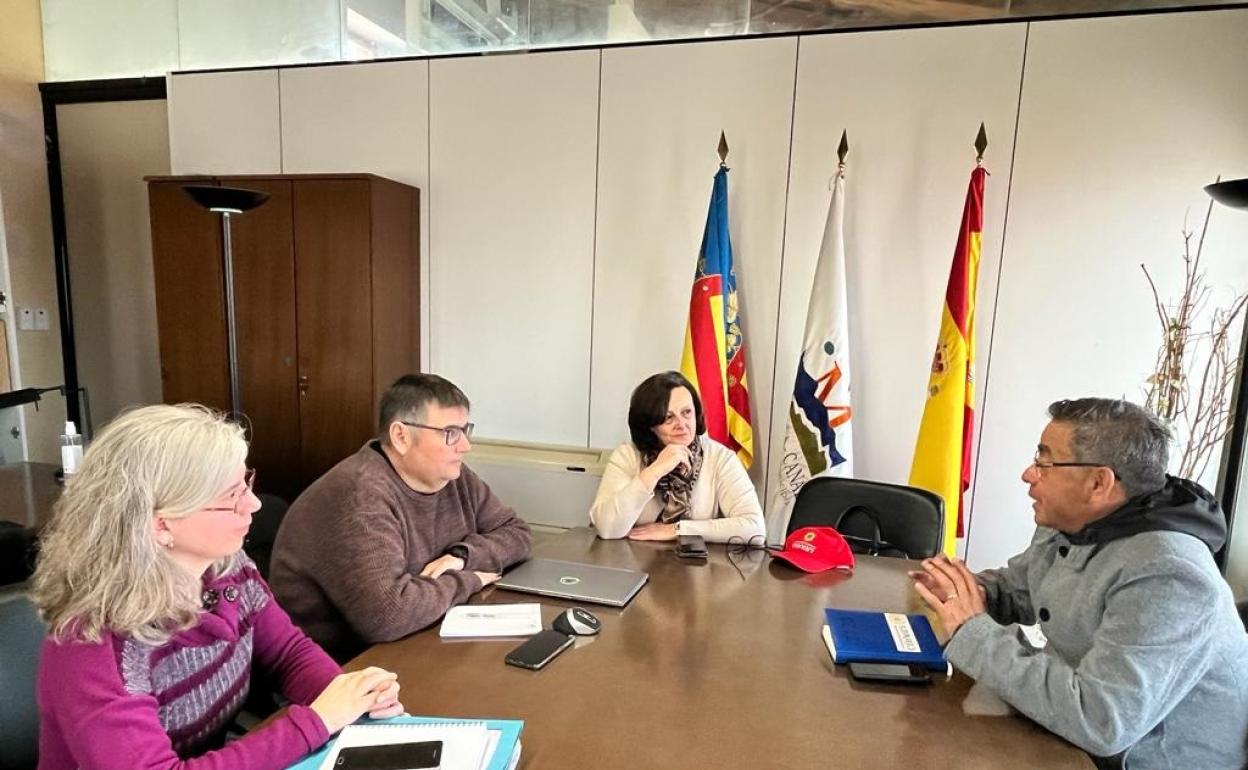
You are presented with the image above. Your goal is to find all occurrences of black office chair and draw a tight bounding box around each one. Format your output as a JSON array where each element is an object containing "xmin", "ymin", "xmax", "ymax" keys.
[
  {"xmin": 234, "ymin": 493, "xmax": 292, "ymax": 725},
  {"xmin": 244, "ymin": 494, "xmax": 289, "ymax": 580},
  {"xmin": 0, "ymin": 522, "xmax": 38, "ymax": 587},
  {"xmin": 0, "ymin": 590, "xmax": 45, "ymax": 770},
  {"xmin": 787, "ymin": 477, "xmax": 945, "ymax": 559}
]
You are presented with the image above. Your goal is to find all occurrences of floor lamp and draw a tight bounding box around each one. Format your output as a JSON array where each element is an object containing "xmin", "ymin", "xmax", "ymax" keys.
[
  {"xmin": 181, "ymin": 185, "xmax": 270, "ymax": 418},
  {"xmin": 1205, "ymin": 177, "xmax": 1248, "ymax": 568}
]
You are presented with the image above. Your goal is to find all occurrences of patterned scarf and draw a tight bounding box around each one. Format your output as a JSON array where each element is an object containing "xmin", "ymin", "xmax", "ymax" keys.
[{"xmin": 645, "ymin": 438, "xmax": 705, "ymax": 524}]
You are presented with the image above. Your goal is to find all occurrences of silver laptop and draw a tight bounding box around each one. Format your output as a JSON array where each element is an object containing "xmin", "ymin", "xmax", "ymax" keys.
[{"xmin": 495, "ymin": 559, "xmax": 648, "ymax": 607}]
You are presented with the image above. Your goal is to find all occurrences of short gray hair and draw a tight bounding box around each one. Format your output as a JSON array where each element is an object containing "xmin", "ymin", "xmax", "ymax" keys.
[{"xmin": 1047, "ymin": 398, "xmax": 1171, "ymax": 497}]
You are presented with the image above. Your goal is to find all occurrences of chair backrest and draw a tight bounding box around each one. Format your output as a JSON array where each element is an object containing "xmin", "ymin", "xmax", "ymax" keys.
[
  {"xmin": 787, "ymin": 477, "xmax": 944, "ymax": 559},
  {"xmin": 0, "ymin": 522, "xmax": 38, "ymax": 587},
  {"xmin": 0, "ymin": 589, "xmax": 45, "ymax": 770},
  {"xmin": 244, "ymin": 494, "xmax": 289, "ymax": 580}
]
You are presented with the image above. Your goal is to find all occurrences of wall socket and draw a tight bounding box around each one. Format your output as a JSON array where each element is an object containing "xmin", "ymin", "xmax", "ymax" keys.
[{"xmin": 16, "ymin": 307, "xmax": 48, "ymax": 331}]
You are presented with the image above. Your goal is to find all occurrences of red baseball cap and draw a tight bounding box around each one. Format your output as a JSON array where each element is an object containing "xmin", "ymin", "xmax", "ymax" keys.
[{"xmin": 771, "ymin": 526, "xmax": 856, "ymax": 573}]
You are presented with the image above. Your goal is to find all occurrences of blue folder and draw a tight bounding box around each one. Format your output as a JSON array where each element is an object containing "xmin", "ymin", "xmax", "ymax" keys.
[
  {"xmin": 823, "ymin": 608, "xmax": 948, "ymax": 672},
  {"xmin": 285, "ymin": 715, "xmax": 523, "ymax": 770}
]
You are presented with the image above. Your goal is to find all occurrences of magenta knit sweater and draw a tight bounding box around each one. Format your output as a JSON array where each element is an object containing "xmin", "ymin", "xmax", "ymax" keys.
[{"xmin": 36, "ymin": 558, "xmax": 340, "ymax": 770}]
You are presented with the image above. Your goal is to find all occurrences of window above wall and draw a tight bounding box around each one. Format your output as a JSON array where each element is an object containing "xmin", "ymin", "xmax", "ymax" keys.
[{"xmin": 41, "ymin": 0, "xmax": 1242, "ymax": 80}]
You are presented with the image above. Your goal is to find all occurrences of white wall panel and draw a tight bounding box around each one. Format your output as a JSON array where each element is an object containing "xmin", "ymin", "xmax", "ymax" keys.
[
  {"xmin": 970, "ymin": 10, "xmax": 1248, "ymax": 570},
  {"xmin": 429, "ymin": 50, "xmax": 599, "ymax": 445},
  {"xmin": 167, "ymin": 70, "xmax": 281, "ymax": 174},
  {"xmin": 771, "ymin": 25, "xmax": 1026, "ymax": 541},
  {"xmin": 592, "ymin": 37, "xmax": 797, "ymax": 491},
  {"xmin": 280, "ymin": 60, "xmax": 431, "ymax": 369}
]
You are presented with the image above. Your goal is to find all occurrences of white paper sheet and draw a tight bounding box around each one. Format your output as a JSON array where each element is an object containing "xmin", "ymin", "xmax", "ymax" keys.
[{"xmin": 438, "ymin": 604, "xmax": 543, "ymax": 638}]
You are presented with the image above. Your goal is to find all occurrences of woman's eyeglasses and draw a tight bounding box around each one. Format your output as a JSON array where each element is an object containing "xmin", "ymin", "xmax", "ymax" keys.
[{"xmin": 202, "ymin": 468, "xmax": 257, "ymax": 515}]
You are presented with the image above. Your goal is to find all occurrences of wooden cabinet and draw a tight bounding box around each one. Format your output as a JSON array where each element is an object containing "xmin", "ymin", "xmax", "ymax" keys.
[{"xmin": 147, "ymin": 174, "xmax": 420, "ymax": 499}]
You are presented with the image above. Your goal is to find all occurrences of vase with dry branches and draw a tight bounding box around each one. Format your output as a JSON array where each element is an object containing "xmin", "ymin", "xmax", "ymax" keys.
[{"xmin": 1142, "ymin": 197, "xmax": 1248, "ymax": 482}]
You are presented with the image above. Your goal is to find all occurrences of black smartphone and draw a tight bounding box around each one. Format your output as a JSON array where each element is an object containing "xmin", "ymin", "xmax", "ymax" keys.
[
  {"xmin": 676, "ymin": 534, "xmax": 708, "ymax": 559},
  {"xmin": 847, "ymin": 662, "xmax": 931, "ymax": 685},
  {"xmin": 505, "ymin": 629, "xmax": 575, "ymax": 670},
  {"xmin": 334, "ymin": 740, "xmax": 442, "ymax": 770}
]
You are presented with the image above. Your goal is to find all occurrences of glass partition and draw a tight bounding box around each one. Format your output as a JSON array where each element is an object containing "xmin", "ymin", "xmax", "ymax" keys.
[{"xmin": 39, "ymin": 1, "xmax": 1245, "ymax": 81}]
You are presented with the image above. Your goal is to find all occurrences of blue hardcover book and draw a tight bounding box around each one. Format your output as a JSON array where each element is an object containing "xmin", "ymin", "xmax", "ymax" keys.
[
  {"xmin": 823, "ymin": 608, "xmax": 949, "ymax": 673},
  {"xmin": 285, "ymin": 715, "xmax": 523, "ymax": 770}
]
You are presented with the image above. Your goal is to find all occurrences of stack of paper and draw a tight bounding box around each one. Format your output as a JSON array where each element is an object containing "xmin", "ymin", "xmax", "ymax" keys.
[
  {"xmin": 289, "ymin": 716, "xmax": 524, "ymax": 770},
  {"xmin": 439, "ymin": 603, "xmax": 543, "ymax": 638}
]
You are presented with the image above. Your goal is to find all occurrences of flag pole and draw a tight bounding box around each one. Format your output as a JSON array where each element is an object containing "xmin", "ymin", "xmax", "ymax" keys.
[
  {"xmin": 909, "ymin": 131, "xmax": 989, "ymax": 555},
  {"xmin": 771, "ymin": 126, "xmax": 856, "ymax": 540},
  {"xmin": 683, "ymin": 129, "xmax": 754, "ymax": 469}
]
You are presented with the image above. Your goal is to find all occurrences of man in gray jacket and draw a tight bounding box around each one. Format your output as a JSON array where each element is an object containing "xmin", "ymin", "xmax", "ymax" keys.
[{"xmin": 912, "ymin": 397, "xmax": 1248, "ymax": 770}]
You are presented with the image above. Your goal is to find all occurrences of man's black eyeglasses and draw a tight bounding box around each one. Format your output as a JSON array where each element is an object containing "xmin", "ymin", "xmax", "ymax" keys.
[
  {"xmin": 1031, "ymin": 452, "xmax": 1120, "ymax": 480},
  {"xmin": 400, "ymin": 421, "xmax": 475, "ymax": 446}
]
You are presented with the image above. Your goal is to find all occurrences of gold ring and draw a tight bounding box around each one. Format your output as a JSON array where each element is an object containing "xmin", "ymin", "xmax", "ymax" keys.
[{"xmin": 945, "ymin": 592, "xmax": 958, "ymax": 602}]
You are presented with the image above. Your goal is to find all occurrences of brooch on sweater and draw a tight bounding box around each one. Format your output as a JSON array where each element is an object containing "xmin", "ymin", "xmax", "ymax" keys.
[{"xmin": 201, "ymin": 585, "xmax": 240, "ymax": 610}]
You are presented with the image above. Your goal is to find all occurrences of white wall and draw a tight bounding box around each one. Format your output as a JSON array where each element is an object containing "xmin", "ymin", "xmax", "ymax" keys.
[
  {"xmin": 1, "ymin": 0, "xmax": 65, "ymax": 465},
  {"xmin": 164, "ymin": 7, "xmax": 1248, "ymax": 568},
  {"xmin": 168, "ymin": 70, "xmax": 281, "ymax": 174},
  {"xmin": 429, "ymin": 50, "xmax": 599, "ymax": 446},
  {"xmin": 60, "ymin": 99, "xmax": 170, "ymax": 431},
  {"xmin": 593, "ymin": 36, "xmax": 797, "ymax": 487},
  {"xmin": 968, "ymin": 10, "xmax": 1248, "ymax": 569}
]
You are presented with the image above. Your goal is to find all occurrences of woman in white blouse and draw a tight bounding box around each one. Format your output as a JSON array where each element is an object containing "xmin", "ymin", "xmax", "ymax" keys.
[{"xmin": 589, "ymin": 371, "xmax": 765, "ymax": 543}]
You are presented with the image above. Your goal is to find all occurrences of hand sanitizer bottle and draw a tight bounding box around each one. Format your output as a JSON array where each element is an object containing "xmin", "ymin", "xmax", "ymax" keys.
[{"xmin": 60, "ymin": 421, "xmax": 84, "ymax": 475}]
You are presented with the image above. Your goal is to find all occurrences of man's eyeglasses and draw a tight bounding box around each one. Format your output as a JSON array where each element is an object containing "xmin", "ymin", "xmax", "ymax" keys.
[
  {"xmin": 400, "ymin": 421, "xmax": 475, "ymax": 446},
  {"xmin": 203, "ymin": 468, "xmax": 257, "ymax": 515},
  {"xmin": 1031, "ymin": 452, "xmax": 1120, "ymax": 480}
]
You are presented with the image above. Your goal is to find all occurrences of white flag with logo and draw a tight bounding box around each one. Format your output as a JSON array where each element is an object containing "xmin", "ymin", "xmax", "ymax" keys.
[{"xmin": 770, "ymin": 169, "xmax": 854, "ymax": 542}]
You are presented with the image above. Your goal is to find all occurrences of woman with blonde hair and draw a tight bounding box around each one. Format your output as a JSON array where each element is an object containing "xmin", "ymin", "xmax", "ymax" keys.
[{"xmin": 32, "ymin": 404, "xmax": 403, "ymax": 770}]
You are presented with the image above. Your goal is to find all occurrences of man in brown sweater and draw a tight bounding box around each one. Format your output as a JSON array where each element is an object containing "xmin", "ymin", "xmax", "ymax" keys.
[{"xmin": 270, "ymin": 374, "xmax": 532, "ymax": 661}]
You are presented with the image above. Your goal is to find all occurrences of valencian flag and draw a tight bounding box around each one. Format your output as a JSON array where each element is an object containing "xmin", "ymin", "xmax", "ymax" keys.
[
  {"xmin": 773, "ymin": 164, "xmax": 853, "ymax": 541},
  {"xmin": 680, "ymin": 164, "xmax": 754, "ymax": 468},
  {"xmin": 909, "ymin": 164, "xmax": 986, "ymax": 556}
]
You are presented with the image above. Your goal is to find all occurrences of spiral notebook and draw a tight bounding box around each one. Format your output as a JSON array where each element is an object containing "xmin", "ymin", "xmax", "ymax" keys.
[{"xmin": 286, "ymin": 716, "xmax": 523, "ymax": 770}]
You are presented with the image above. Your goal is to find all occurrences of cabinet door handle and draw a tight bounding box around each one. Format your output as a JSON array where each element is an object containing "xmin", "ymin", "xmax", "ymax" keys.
[{"xmin": 298, "ymin": 375, "xmax": 309, "ymax": 396}]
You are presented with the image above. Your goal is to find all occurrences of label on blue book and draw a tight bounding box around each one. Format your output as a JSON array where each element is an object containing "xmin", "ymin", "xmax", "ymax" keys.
[
  {"xmin": 883, "ymin": 612, "xmax": 922, "ymax": 653},
  {"xmin": 823, "ymin": 607, "xmax": 948, "ymax": 672}
]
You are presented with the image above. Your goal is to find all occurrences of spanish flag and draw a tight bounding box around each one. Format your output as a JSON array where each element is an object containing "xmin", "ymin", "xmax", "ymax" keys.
[
  {"xmin": 681, "ymin": 165, "xmax": 754, "ymax": 468},
  {"xmin": 909, "ymin": 166, "xmax": 986, "ymax": 555}
]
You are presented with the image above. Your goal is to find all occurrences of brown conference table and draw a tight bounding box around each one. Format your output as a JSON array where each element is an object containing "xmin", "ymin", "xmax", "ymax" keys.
[{"xmin": 347, "ymin": 528, "xmax": 1091, "ymax": 770}]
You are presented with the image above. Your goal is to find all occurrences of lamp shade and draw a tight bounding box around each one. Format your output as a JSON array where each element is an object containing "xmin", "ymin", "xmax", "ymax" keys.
[
  {"xmin": 182, "ymin": 185, "xmax": 270, "ymax": 214},
  {"xmin": 1204, "ymin": 178, "xmax": 1248, "ymax": 210}
]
